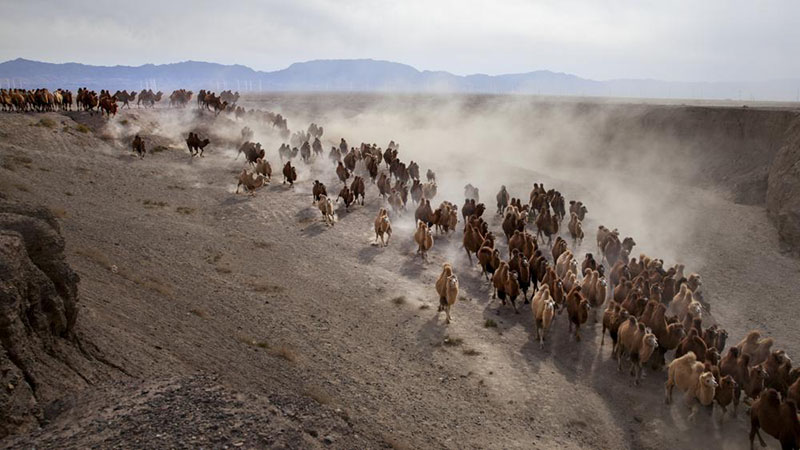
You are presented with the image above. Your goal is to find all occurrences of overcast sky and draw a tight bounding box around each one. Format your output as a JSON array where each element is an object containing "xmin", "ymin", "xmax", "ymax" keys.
[{"xmin": 1, "ymin": 0, "xmax": 798, "ymax": 82}]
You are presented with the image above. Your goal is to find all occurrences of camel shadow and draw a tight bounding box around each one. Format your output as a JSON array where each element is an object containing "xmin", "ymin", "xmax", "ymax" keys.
[
  {"xmin": 480, "ymin": 295, "xmax": 528, "ymax": 333},
  {"xmin": 115, "ymin": 151, "xmax": 148, "ymax": 164},
  {"xmin": 277, "ymin": 183, "xmax": 299, "ymax": 194},
  {"xmin": 548, "ymin": 324, "xmax": 593, "ymax": 384},
  {"xmin": 358, "ymin": 245, "xmax": 380, "ymax": 264},
  {"xmin": 335, "ymin": 206, "xmax": 355, "ymax": 218},
  {"xmin": 295, "ymin": 207, "xmax": 318, "ymax": 223},
  {"xmin": 399, "ymin": 255, "xmax": 427, "ymax": 279},
  {"xmin": 457, "ymin": 266, "xmax": 493, "ymax": 306},
  {"xmin": 300, "ymin": 221, "xmax": 329, "ymax": 237},
  {"xmin": 518, "ymin": 324, "xmax": 548, "ymax": 373},
  {"xmin": 219, "ymin": 195, "xmax": 251, "ymax": 207},
  {"xmin": 415, "ymin": 313, "xmax": 449, "ymax": 361}
]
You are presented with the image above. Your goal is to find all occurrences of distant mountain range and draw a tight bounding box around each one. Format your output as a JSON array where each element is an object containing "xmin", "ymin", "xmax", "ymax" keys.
[{"xmin": 1, "ymin": 58, "xmax": 799, "ymax": 102}]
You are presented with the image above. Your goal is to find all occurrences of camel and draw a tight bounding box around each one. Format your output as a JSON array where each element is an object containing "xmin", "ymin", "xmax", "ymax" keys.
[
  {"xmin": 186, "ymin": 132, "xmax": 211, "ymax": 157},
  {"xmin": 99, "ymin": 96, "xmax": 118, "ymax": 118},
  {"xmin": 169, "ymin": 89, "xmax": 193, "ymax": 108},
  {"xmin": 496, "ymin": 185, "xmax": 510, "ymax": 215},
  {"xmin": 535, "ymin": 204, "xmax": 559, "ymax": 246},
  {"xmin": 238, "ymin": 142, "xmax": 265, "ymax": 165},
  {"xmin": 113, "ymin": 90, "xmax": 136, "ymax": 109},
  {"xmin": 137, "ymin": 89, "xmax": 163, "ymax": 108},
  {"xmin": 236, "ymin": 169, "xmax": 266, "ymax": 195},
  {"xmin": 131, "ymin": 135, "xmax": 146, "ymax": 158}
]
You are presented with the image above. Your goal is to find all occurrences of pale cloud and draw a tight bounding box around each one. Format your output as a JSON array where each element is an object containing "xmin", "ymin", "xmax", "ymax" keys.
[{"xmin": 0, "ymin": 0, "xmax": 797, "ymax": 81}]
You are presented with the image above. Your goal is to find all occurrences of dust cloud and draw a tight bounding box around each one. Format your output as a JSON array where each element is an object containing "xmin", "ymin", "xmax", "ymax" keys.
[
  {"xmin": 268, "ymin": 94, "xmax": 706, "ymax": 269},
  {"xmin": 99, "ymin": 95, "xmax": 710, "ymax": 271}
]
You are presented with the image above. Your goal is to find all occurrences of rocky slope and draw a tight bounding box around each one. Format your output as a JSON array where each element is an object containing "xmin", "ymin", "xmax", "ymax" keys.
[
  {"xmin": 766, "ymin": 117, "xmax": 800, "ymax": 252},
  {"xmin": 0, "ymin": 200, "xmax": 83, "ymax": 437}
]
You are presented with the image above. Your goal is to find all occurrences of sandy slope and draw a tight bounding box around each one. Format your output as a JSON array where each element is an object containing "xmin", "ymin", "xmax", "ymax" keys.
[{"xmin": 0, "ymin": 105, "xmax": 796, "ymax": 449}]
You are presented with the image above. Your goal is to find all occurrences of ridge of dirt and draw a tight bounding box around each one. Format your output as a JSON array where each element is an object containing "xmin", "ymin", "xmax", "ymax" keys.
[{"xmin": 4, "ymin": 374, "xmax": 362, "ymax": 449}]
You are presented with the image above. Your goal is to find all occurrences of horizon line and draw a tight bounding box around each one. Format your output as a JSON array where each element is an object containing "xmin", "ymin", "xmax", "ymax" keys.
[{"xmin": 3, "ymin": 56, "xmax": 799, "ymax": 85}]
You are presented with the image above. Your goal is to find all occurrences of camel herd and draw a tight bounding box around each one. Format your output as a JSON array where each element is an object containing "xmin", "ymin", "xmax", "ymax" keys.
[
  {"xmin": 0, "ymin": 87, "xmax": 258, "ymax": 123},
  {"xmin": 224, "ymin": 105, "xmax": 798, "ymax": 449},
  {"xmin": 9, "ymin": 85, "xmax": 800, "ymax": 448},
  {"xmin": 1, "ymin": 88, "xmax": 73, "ymax": 112}
]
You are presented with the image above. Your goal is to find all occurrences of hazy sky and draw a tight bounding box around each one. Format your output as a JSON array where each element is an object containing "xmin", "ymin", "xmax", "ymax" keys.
[{"xmin": 1, "ymin": 0, "xmax": 798, "ymax": 82}]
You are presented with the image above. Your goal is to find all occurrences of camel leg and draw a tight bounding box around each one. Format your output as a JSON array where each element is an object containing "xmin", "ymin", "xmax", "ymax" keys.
[
  {"xmin": 687, "ymin": 403, "xmax": 698, "ymax": 421},
  {"xmin": 752, "ymin": 427, "xmax": 766, "ymax": 448},
  {"xmin": 664, "ymin": 380, "xmax": 673, "ymax": 404}
]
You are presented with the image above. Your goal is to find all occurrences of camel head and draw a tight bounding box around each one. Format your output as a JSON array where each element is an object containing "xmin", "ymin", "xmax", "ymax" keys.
[
  {"xmin": 671, "ymin": 324, "xmax": 687, "ymax": 340},
  {"xmin": 773, "ymin": 349, "xmax": 790, "ymax": 365},
  {"xmin": 720, "ymin": 375, "xmax": 736, "ymax": 391},
  {"xmin": 447, "ymin": 275, "xmax": 458, "ymax": 289},
  {"xmin": 746, "ymin": 330, "xmax": 761, "ymax": 343},
  {"xmin": 700, "ymin": 372, "xmax": 718, "ymax": 389}
]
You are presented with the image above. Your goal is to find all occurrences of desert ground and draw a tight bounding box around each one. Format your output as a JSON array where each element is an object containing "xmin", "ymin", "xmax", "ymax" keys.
[{"xmin": 1, "ymin": 94, "xmax": 800, "ymax": 449}]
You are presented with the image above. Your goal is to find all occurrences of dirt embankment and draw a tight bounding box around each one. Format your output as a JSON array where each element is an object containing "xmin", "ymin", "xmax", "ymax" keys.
[
  {"xmin": 577, "ymin": 104, "xmax": 797, "ymax": 203},
  {"xmin": 590, "ymin": 103, "xmax": 800, "ymax": 252},
  {"xmin": 766, "ymin": 117, "xmax": 800, "ymax": 251}
]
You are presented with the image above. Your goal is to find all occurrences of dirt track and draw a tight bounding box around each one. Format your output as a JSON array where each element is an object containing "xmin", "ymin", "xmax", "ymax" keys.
[{"xmin": 0, "ymin": 100, "xmax": 798, "ymax": 449}]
